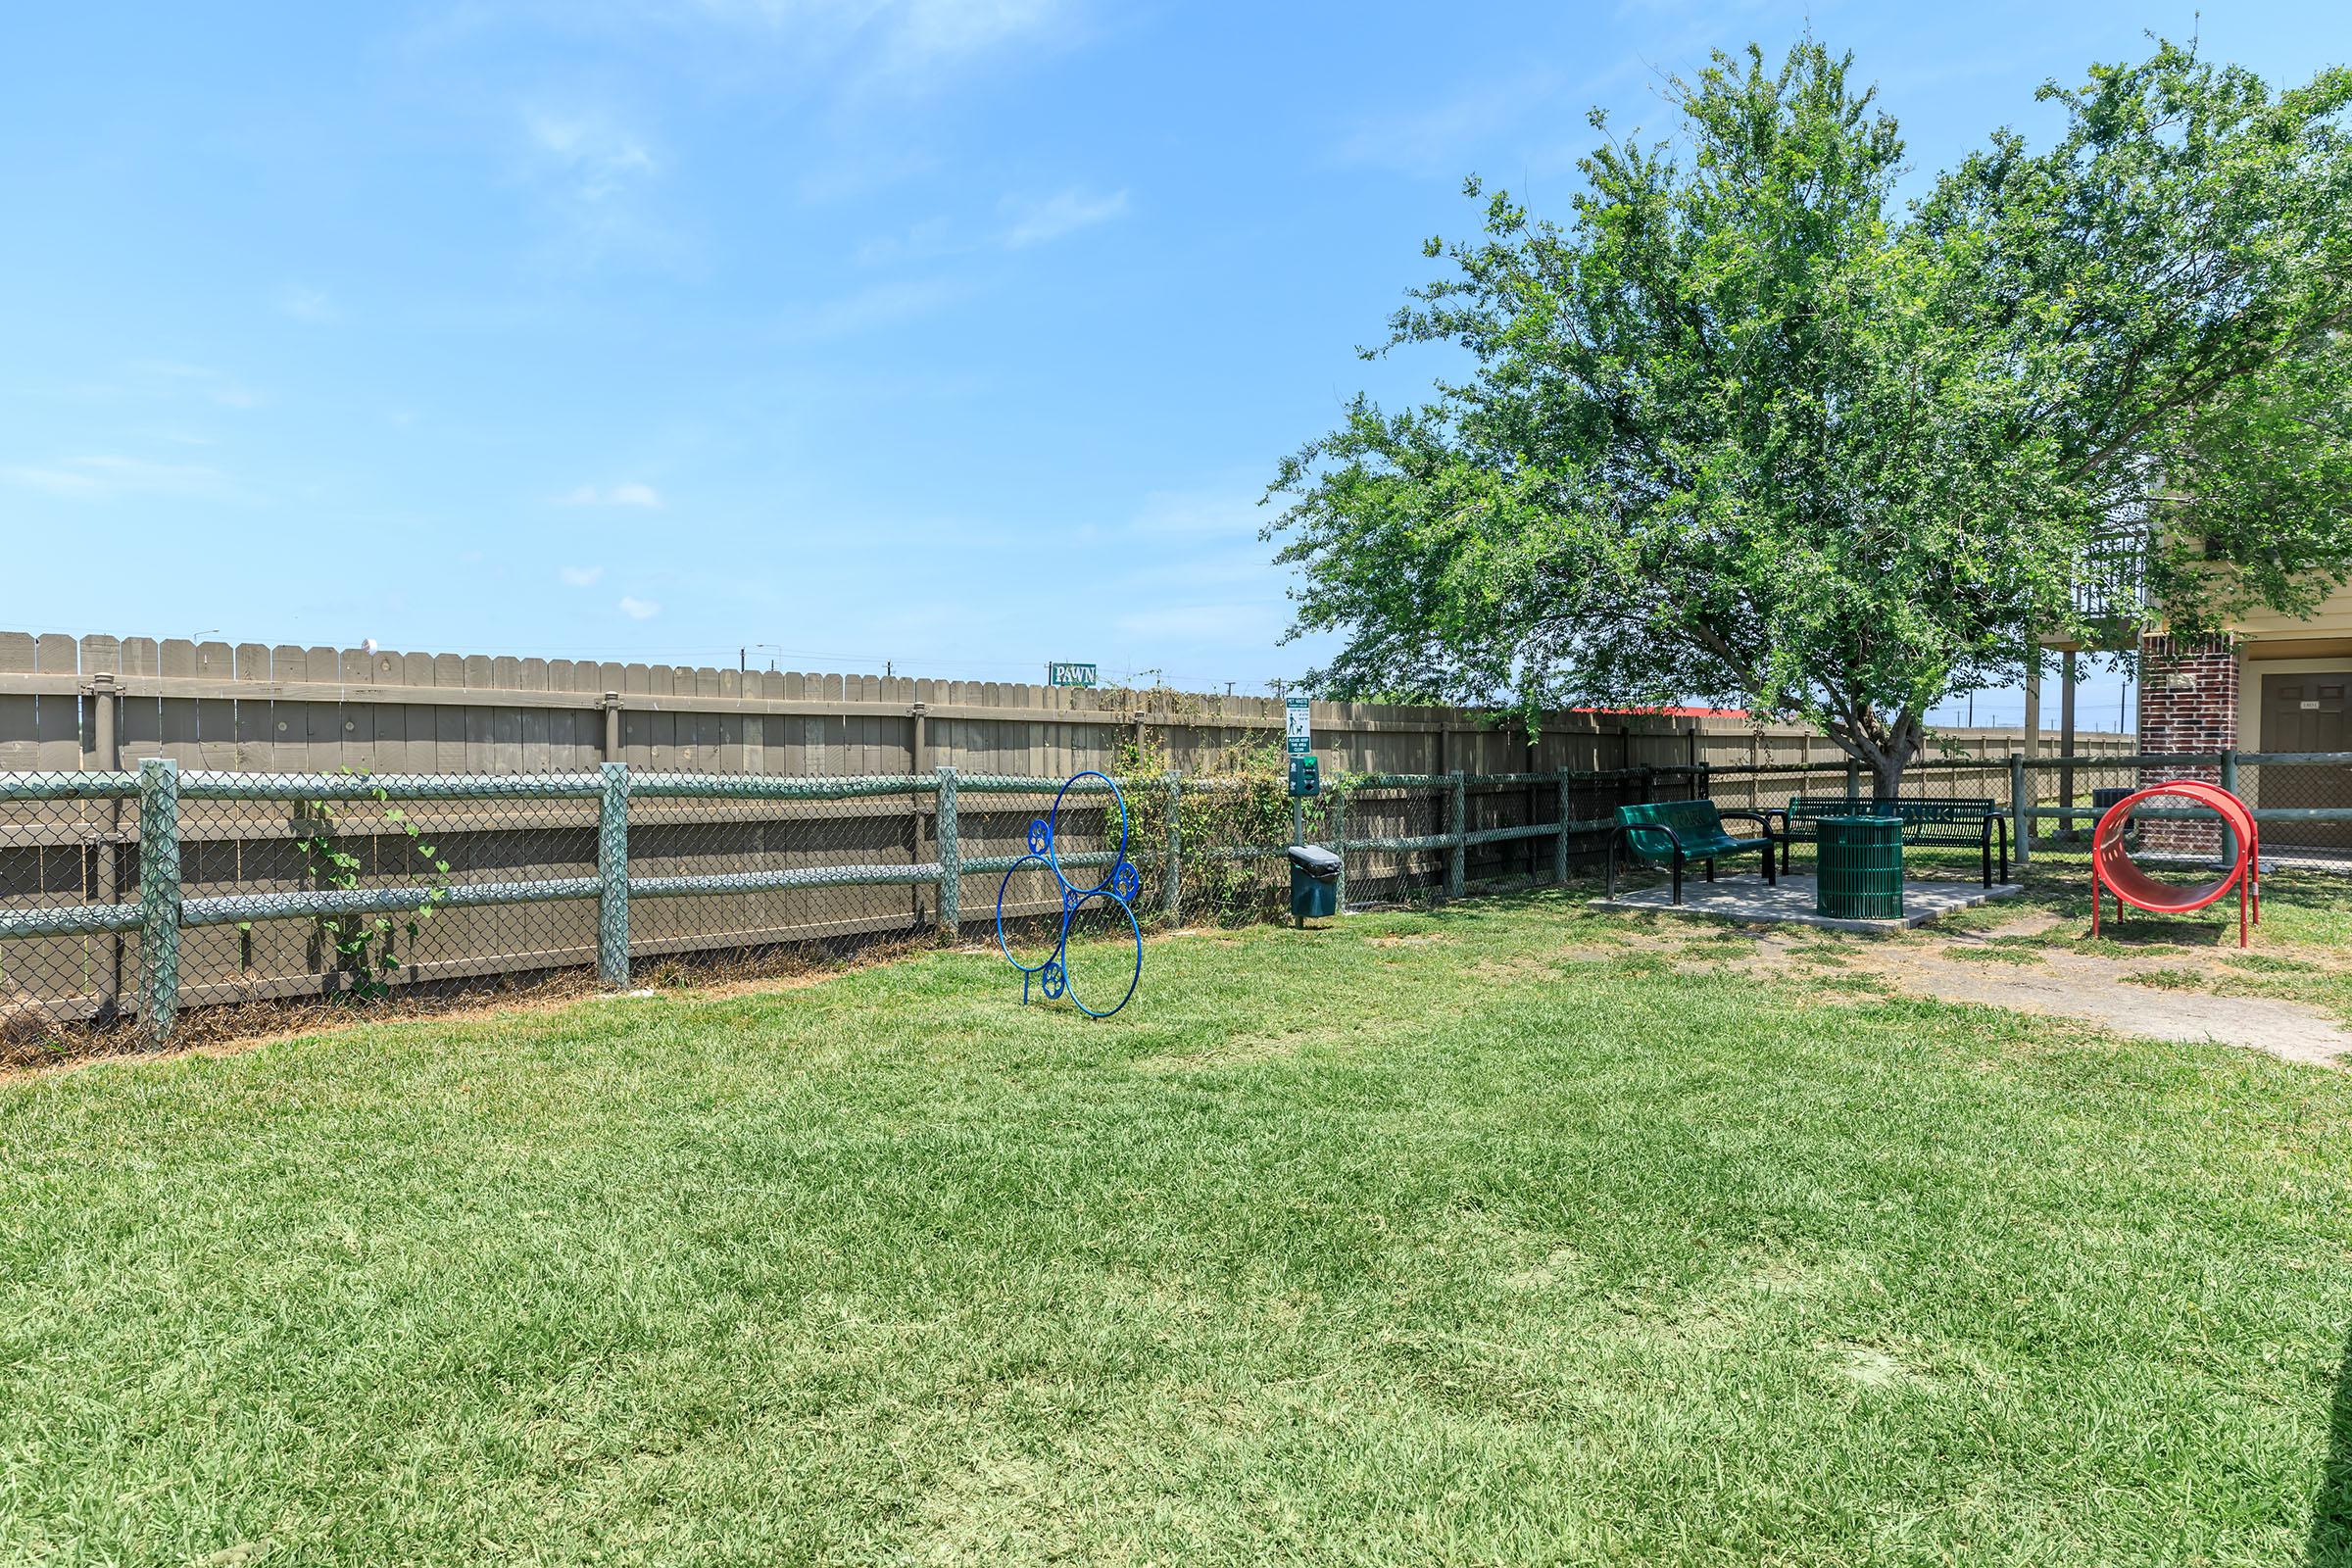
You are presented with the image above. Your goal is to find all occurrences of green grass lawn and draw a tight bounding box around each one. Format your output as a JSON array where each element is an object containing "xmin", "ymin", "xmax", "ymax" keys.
[{"xmin": 7, "ymin": 892, "xmax": 2352, "ymax": 1565}]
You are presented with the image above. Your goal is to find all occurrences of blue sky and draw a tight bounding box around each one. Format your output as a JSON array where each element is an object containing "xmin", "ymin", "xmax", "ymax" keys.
[{"xmin": 4, "ymin": 1, "xmax": 2346, "ymax": 722}]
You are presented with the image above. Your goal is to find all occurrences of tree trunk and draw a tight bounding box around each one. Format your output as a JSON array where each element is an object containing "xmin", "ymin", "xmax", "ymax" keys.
[
  {"xmin": 1821, "ymin": 704, "xmax": 1921, "ymax": 802},
  {"xmin": 1871, "ymin": 752, "xmax": 1906, "ymax": 802}
]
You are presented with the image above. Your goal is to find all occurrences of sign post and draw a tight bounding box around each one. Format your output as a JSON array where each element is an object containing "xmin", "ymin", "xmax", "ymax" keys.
[{"xmin": 1286, "ymin": 696, "xmax": 1315, "ymax": 841}]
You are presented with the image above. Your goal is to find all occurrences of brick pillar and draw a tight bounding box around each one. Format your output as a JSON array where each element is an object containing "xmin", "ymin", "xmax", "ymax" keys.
[{"xmin": 2136, "ymin": 634, "xmax": 2238, "ymax": 856}]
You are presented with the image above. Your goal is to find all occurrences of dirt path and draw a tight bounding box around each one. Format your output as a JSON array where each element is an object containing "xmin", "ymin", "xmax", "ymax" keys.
[
  {"xmin": 1873, "ymin": 947, "xmax": 2351, "ymax": 1068},
  {"xmin": 1663, "ymin": 907, "xmax": 2350, "ymax": 1068}
]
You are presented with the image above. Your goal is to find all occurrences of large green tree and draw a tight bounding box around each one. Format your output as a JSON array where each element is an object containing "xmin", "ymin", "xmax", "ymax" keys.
[{"xmin": 1270, "ymin": 39, "xmax": 2352, "ymax": 794}]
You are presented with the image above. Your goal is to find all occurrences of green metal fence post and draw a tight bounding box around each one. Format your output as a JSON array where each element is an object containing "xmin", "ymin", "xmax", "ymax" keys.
[
  {"xmin": 1330, "ymin": 785, "xmax": 1348, "ymax": 914},
  {"xmin": 2010, "ymin": 754, "xmax": 2031, "ymax": 866},
  {"xmin": 936, "ymin": 766, "xmax": 960, "ymax": 938},
  {"xmin": 2219, "ymin": 749, "xmax": 2240, "ymax": 865},
  {"xmin": 1447, "ymin": 769, "xmax": 1466, "ymax": 900},
  {"xmin": 1553, "ymin": 769, "xmax": 1572, "ymax": 885},
  {"xmin": 598, "ymin": 760, "xmax": 629, "ymax": 986},
  {"xmin": 136, "ymin": 757, "xmax": 181, "ymax": 1041},
  {"xmin": 1162, "ymin": 768, "xmax": 1182, "ymax": 921}
]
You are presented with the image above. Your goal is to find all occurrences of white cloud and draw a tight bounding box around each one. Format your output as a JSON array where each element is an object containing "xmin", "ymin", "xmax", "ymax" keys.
[
  {"xmin": 0, "ymin": 454, "xmax": 237, "ymax": 501},
  {"xmin": 618, "ymin": 596, "xmax": 662, "ymax": 620},
  {"xmin": 852, "ymin": 186, "xmax": 1126, "ymax": 269},
  {"xmin": 516, "ymin": 104, "xmax": 695, "ymax": 270},
  {"xmin": 998, "ymin": 186, "xmax": 1128, "ymax": 249},
  {"xmin": 1331, "ymin": 62, "xmax": 1637, "ymax": 179},
  {"xmin": 854, "ymin": 214, "xmax": 956, "ymax": 267},
  {"xmin": 778, "ymin": 277, "xmax": 969, "ymax": 340},
  {"xmin": 798, "ymin": 147, "xmax": 940, "ymax": 205},
  {"xmin": 890, "ymin": 0, "xmax": 1065, "ymax": 60},
  {"xmin": 559, "ymin": 482, "xmax": 665, "ymax": 509},
  {"xmin": 278, "ymin": 284, "xmax": 340, "ymax": 323},
  {"xmin": 559, "ymin": 564, "xmax": 605, "ymax": 587},
  {"xmin": 127, "ymin": 359, "xmax": 262, "ymax": 410},
  {"xmin": 524, "ymin": 107, "xmax": 657, "ymax": 197},
  {"xmin": 682, "ymin": 0, "xmax": 1076, "ymax": 90}
]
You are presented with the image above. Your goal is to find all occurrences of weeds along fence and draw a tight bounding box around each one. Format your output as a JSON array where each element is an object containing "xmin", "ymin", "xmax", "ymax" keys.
[{"xmin": 0, "ymin": 761, "xmax": 1703, "ymax": 1044}]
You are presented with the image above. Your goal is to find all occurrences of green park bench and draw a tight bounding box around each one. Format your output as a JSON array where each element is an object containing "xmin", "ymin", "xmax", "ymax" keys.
[
  {"xmin": 1606, "ymin": 800, "xmax": 1781, "ymax": 906},
  {"xmin": 1771, "ymin": 797, "xmax": 2010, "ymax": 887}
]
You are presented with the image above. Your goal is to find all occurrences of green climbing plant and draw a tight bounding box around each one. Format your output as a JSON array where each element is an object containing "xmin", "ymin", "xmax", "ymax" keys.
[
  {"xmin": 293, "ymin": 776, "xmax": 452, "ymax": 1004},
  {"xmin": 1112, "ymin": 726, "xmax": 1357, "ymax": 927}
]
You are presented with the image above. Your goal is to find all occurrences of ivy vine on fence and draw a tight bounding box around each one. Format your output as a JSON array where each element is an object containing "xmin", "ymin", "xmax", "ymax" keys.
[{"xmin": 292, "ymin": 777, "xmax": 453, "ymax": 1003}]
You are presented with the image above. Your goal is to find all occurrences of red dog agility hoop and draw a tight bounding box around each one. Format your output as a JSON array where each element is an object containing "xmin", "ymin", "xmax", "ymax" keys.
[{"xmin": 2089, "ymin": 780, "xmax": 2261, "ymax": 948}]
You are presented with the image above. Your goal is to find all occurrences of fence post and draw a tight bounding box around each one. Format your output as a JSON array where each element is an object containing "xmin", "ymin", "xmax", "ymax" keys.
[
  {"xmin": 1331, "ymin": 785, "xmax": 1348, "ymax": 913},
  {"xmin": 136, "ymin": 757, "xmax": 181, "ymax": 1041},
  {"xmin": 1554, "ymin": 769, "xmax": 1572, "ymax": 885},
  {"xmin": 2219, "ymin": 749, "xmax": 2239, "ymax": 865},
  {"xmin": 2010, "ymin": 754, "xmax": 2031, "ymax": 866},
  {"xmin": 90, "ymin": 670, "xmax": 122, "ymax": 1017},
  {"xmin": 2059, "ymin": 654, "xmax": 2079, "ymax": 840},
  {"xmin": 1162, "ymin": 768, "xmax": 1182, "ymax": 921},
  {"xmin": 1447, "ymin": 770, "xmax": 1466, "ymax": 900},
  {"xmin": 598, "ymin": 760, "xmax": 629, "ymax": 987},
  {"xmin": 936, "ymin": 766, "xmax": 960, "ymax": 939}
]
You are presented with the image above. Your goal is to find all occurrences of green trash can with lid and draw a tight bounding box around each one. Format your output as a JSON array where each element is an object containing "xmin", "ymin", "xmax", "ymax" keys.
[
  {"xmin": 1287, "ymin": 844, "xmax": 1342, "ymax": 924},
  {"xmin": 1816, "ymin": 815, "xmax": 1904, "ymax": 920}
]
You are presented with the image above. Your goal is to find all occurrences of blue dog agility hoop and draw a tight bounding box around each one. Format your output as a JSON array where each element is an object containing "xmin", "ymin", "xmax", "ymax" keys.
[{"xmin": 995, "ymin": 770, "xmax": 1146, "ymax": 1017}]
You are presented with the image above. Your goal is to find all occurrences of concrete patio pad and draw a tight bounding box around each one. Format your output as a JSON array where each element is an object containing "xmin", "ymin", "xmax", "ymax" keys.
[{"xmin": 1591, "ymin": 873, "xmax": 2024, "ymax": 932}]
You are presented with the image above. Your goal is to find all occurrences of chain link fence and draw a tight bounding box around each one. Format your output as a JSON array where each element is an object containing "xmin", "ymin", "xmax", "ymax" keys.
[
  {"xmin": 0, "ymin": 762, "xmax": 1690, "ymax": 1054},
  {"xmin": 0, "ymin": 776, "xmax": 140, "ymax": 1045},
  {"xmin": 2240, "ymin": 754, "xmax": 2352, "ymax": 854},
  {"xmin": 6, "ymin": 751, "xmax": 2346, "ymax": 1057}
]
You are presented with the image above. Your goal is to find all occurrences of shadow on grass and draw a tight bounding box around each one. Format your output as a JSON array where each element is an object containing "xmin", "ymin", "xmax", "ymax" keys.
[{"xmin": 2311, "ymin": 1328, "xmax": 2352, "ymax": 1565}]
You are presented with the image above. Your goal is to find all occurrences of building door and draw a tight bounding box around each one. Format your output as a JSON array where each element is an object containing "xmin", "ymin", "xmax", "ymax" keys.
[{"xmin": 2258, "ymin": 672, "xmax": 2352, "ymax": 851}]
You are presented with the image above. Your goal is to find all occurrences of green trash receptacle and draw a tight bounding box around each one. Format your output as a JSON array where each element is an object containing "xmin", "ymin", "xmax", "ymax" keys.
[
  {"xmin": 1287, "ymin": 844, "xmax": 1341, "ymax": 925},
  {"xmin": 1816, "ymin": 815, "xmax": 1904, "ymax": 920}
]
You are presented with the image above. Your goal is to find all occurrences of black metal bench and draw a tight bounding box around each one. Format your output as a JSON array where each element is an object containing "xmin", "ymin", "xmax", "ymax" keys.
[{"xmin": 1770, "ymin": 797, "xmax": 2010, "ymax": 887}]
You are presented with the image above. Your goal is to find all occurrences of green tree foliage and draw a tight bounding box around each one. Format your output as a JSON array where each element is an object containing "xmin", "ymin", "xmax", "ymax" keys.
[{"xmin": 1271, "ymin": 38, "xmax": 2352, "ymax": 794}]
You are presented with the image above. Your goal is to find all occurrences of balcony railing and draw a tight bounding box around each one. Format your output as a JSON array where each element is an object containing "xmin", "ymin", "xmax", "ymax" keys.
[{"xmin": 2073, "ymin": 523, "xmax": 2149, "ymax": 626}]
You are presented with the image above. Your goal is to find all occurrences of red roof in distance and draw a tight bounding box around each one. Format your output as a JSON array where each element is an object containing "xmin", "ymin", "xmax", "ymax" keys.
[{"xmin": 1573, "ymin": 705, "xmax": 1749, "ymax": 719}]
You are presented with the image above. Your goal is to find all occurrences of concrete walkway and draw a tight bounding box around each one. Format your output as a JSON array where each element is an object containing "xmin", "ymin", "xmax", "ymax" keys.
[{"xmin": 1592, "ymin": 873, "xmax": 2022, "ymax": 933}]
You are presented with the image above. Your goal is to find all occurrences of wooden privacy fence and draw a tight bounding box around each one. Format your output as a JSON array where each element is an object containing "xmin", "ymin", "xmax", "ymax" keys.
[
  {"xmin": 0, "ymin": 762, "xmax": 1715, "ymax": 1040},
  {"xmin": 0, "ymin": 631, "xmax": 2130, "ymax": 782}
]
